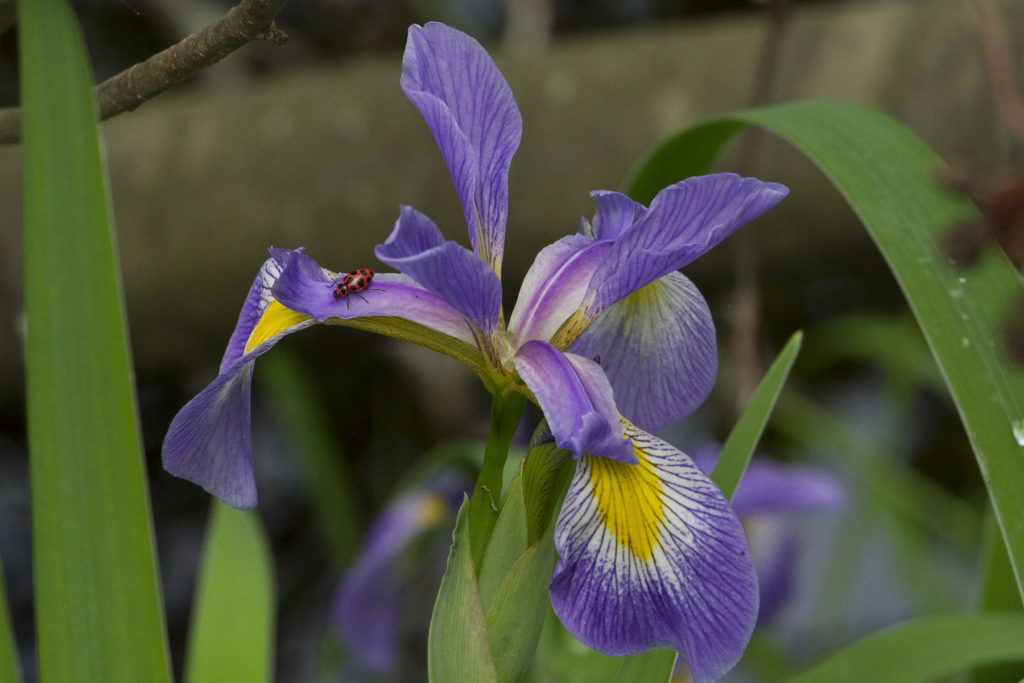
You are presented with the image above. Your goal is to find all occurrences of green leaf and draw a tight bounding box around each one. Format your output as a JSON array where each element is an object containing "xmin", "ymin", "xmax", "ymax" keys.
[
  {"xmin": 477, "ymin": 436, "xmax": 574, "ymax": 683},
  {"xmin": 185, "ymin": 504, "xmax": 275, "ymax": 683},
  {"xmin": 971, "ymin": 511, "xmax": 1024, "ymax": 683},
  {"xmin": 789, "ymin": 613, "xmax": 1024, "ymax": 683},
  {"xmin": 0, "ymin": 558, "xmax": 20, "ymax": 683},
  {"xmin": 520, "ymin": 436, "xmax": 574, "ymax": 547},
  {"xmin": 478, "ymin": 476, "xmax": 529, "ymax": 610},
  {"xmin": 483, "ymin": 537, "xmax": 558, "ymax": 683},
  {"xmin": 711, "ymin": 330, "xmax": 802, "ymax": 499},
  {"xmin": 429, "ymin": 498, "xmax": 499, "ymax": 682},
  {"xmin": 613, "ymin": 650, "xmax": 677, "ymax": 683},
  {"xmin": 625, "ymin": 99, "xmax": 1024, "ymax": 602},
  {"xmin": 19, "ymin": 1, "xmax": 171, "ymax": 680}
]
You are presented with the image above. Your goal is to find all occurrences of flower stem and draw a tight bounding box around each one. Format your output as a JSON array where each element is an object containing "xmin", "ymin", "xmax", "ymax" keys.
[{"xmin": 468, "ymin": 391, "xmax": 526, "ymax": 571}]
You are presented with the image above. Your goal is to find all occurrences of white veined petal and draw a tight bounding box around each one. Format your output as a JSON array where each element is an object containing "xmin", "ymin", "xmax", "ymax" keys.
[{"xmin": 550, "ymin": 423, "xmax": 758, "ymax": 683}]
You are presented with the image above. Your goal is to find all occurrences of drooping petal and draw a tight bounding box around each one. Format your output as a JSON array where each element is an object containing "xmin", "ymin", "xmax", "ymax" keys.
[
  {"xmin": 402, "ymin": 22, "xmax": 522, "ymax": 271},
  {"xmin": 507, "ymin": 234, "xmax": 611, "ymax": 346},
  {"xmin": 570, "ymin": 272, "xmax": 716, "ymax": 431},
  {"xmin": 270, "ymin": 245, "xmax": 477, "ymax": 345},
  {"xmin": 589, "ymin": 190, "xmax": 648, "ymax": 241},
  {"xmin": 375, "ymin": 206, "xmax": 502, "ymax": 334},
  {"xmin": 587, "ymin": 174, "xmax": 788, "ymax": 316},
  {"xmin": 513, "ymin": 340, "xmax": 635, "ymax": 463},
  {"xmin": 550, "ymin": 424, "xmax": 758, "ymax": 683},
  {"xmin": 163, "ymin": 251, "xmax": 317, "ymax": 508}
]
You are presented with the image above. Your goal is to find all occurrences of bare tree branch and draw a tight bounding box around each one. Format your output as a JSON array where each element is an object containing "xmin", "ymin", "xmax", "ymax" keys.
[{"xmin": 0, "ymin": 0, "xmax": 289, "ymax": 144}]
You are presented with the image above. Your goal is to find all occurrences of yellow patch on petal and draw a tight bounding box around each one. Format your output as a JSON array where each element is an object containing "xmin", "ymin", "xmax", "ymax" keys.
[
  {"xmin": 244, "ymin": 300, "xmax": 311, "ymax": 354},
  {"xmin": 589, "ymin": 447, "xmax": 665, "ymax": 561}
]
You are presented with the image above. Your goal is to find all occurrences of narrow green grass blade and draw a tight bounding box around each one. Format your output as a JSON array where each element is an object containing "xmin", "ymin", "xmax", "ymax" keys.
[
  {"xmin": 625, "ymin": 99, "xmax": 1024, "ymax": 602},
  {"xmin": 789, "ymin": 613, "xmax": 1024, "ymax": 683},
  {"xmin": 19, "ymin": 1, "xmax": 171, "ymax": 680},
  {"xmin": 712, "ymin": 330, "xmax": 802, "ymax": 499},
  {"xmin": 185, "ymin": 504, "xmax": 275, "ymax": 683},
  {"xmin": 0, "ymin": 558, "xmax": 21, "ymax": 683}
]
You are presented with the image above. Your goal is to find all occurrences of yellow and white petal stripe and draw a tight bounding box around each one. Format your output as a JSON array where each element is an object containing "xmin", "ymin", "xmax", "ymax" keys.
[
  {"xmin": 219, "ymin": 252, "xmax": 317, "ymax": 371},
  {"xmin": 244, "ymin": 300, "xmax": 313, "ymax": 354},
  {"xmin": 549, "ymin": 423, "xmax": 758, "ymax": 683}
]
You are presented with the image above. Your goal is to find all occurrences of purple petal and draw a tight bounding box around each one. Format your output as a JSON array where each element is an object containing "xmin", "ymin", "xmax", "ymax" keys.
[
  {"xmin": 375, "ymin": 206, "xmax": 502, "ymax": 334},
  {"xmin": 164, "ymin": 251, "xmax": 320, "ymax": 507},
  {"xmin": 587, "ymin": 174, "xmax": 788, "ymax": 316},
  {"xmin": 550, "ymin": 425, "xmax": 758, "ymax": 683},
  {"xmin": 731, "ymin": 461, "xmax": 845, "ymax": 515},
  {"xmin": 513, "ymin": 341, "xmax": 635, "ymax": 463},
  {"xmin": 508, "ymin": 234, "xmax": 611, "ymax": 346},
  {"xmin": 162, "ymin": 364, "xmax": 259, "ymax": 508},
  {"xmin": 163, "ymin": 320, "xmax": 316, "ymax": 509},
  {"xmin": 332, "ymin": 475, "xmax": 463, "ymax": 673},
  {"xmin": 402, "ymin": 22, "xmax": 522, "ymax": 270},
  {"xmin": 570, "ymin": 272, "xmax": 716, "ymax": 431},
  {"xmin": 589, "ymin": 190, "xmax": 648, "ymax": 241},
  {"xmin": 219, "ymin": 250, "xmax": 290, "ymax": 371},
  {"xmin": 270, "ymin": 243, "xmax": 477, "ymax": 345},
  {"xmin": 689, "ymin": 444, "xmax": 844, "ymax": 517}
]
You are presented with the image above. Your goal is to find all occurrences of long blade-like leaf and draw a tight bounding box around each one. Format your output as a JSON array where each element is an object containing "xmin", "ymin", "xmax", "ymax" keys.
[
  {"xmin": 789, "ymin": 613, "xmax": 1024, "ymax": 683},
  {"xmin": 19, "ymin": 0, "xmax": 171, "ymax": 680},
  {"xmin": 624, "ymin": 99, "xmax": 1024, "ymax": 602},
  {"xmin": 185, "ymin": 504, "xmax": 275, "ymax": 683}
]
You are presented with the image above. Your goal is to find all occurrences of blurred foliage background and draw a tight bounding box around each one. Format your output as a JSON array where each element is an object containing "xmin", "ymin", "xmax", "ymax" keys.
[{"xmin": 1, "ymin": 0, "xmax": 1022, "ymax": 680}]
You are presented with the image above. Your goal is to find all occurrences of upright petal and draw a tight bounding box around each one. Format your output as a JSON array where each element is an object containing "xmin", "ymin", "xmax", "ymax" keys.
[
  {"xmin": 375, "ymin": 206, "xmax": 502, "ymax": 334},
  {"xmin": 589, "ymin": 190, "xmax": 648, "ymax": 241},
  {"xmin": 513, "ymin": 340, "xmax": 635, "ymax": 463},
  {"xmin": 570, "ymin": 272, "xmax": 716, "ymax": 431},
  {"xmin": 550, "ymin": 425, "xmax": 758, "ymax": 683},
  {"xmin": 402, "ymin": 22, "xmax": 522, "ymax": 272},
  {"xmin": 163, "ymin": 250, "xmax": 317, "ymax": 508},
  {"xmin": 587, "ymin": 174, "xmax": 788, "ymax": 316},
  {"xmin": 507, "ymin": 234, "xmax": 611, "ymax": 346}
]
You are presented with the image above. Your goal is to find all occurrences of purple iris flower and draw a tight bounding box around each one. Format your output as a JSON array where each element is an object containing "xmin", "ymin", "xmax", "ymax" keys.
[
  {"xmin": 161, "ymin": 21, "xmax": 788, "ymax": 681},
  {"xmin": 332, "ymin": 474, "xmax": 464, "ymax": 676}
]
